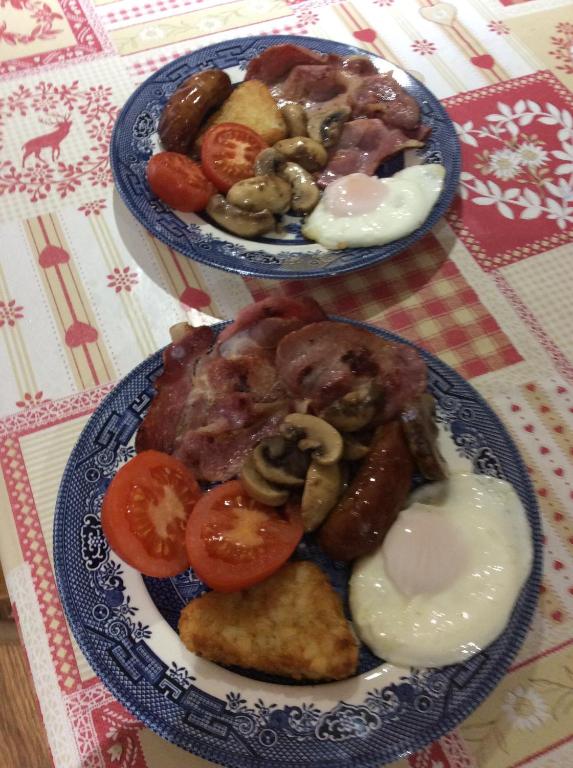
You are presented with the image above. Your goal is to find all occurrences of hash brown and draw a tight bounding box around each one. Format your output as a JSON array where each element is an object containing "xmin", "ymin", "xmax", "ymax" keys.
[
  {"xmin": 196, "ymin": 79, "xmax": 288, "ymax": 147},
  {"xmin": 178, "ymin": 561, "xmax": 358, "ymax": 681}
]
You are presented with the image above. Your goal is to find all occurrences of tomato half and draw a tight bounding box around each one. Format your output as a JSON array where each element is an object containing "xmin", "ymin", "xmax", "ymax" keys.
[
  {"xmin": 200, "ymin": 123, "xmax": 268, "ymax": 193},
  {"xmin": 186, "ymin": 480, "xmax": 303, "ymax": 592},
  {"xmin": 146, "ymin": 152, "xmax": 215, "ymax": 212},
  {"xmin": 102, "ymin": 450, "xmax": 202, "ymax": 578}
]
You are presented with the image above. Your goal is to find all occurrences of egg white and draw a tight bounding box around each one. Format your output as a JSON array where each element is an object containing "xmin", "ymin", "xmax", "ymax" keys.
[
  {"xmin": 349, "ymin": 472, "xmax": 533, "ymax": 667},
  {"xmin": 302, "ymin": 164, "xmax": 446, "ymax": 250}
]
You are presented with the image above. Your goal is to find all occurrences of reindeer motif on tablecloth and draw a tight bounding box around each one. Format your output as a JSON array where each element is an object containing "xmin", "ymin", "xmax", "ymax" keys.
[{"xmin": 22, "ymin": 112, "xmax": 72, "ymax": 166}]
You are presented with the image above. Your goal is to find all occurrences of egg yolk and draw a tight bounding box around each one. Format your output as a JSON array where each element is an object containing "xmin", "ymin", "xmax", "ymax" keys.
[
  {"xmin": 382, "ymin": 503, "xmax": 469, "ymax": 597},
  {"xmin": 323, "ymin": 173, "xmax": 389, "ymax": 217}
]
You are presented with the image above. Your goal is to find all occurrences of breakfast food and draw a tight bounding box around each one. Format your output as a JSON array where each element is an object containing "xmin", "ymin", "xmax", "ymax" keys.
[
  {"xmin": 196, "ymin": 79, "xmax": 288, "ymax": 147},
  {"xmin": 301, "ymin": 166, "xmax": 445, "ymax": 250},
  {"xmin": 179, "ymin": 561, "xmax": 359, "ymax": 680},
  {"xmin": 158, "ymin": 69, "xmax": 232, "ymax": 154},
  {"xmin": 147, "ymin": 42, "xmax": 446, "ymax": 250},
  {"xmin": 99, "ymin": 294, "xmax": 532, "ymax": 681},
  {"xmin": 318, "ymin": 421, "xmax": 414, "ymax": 561},
  {"xmin": 349, "ymin": 473, "xmax": 533, "ymax": 667}
]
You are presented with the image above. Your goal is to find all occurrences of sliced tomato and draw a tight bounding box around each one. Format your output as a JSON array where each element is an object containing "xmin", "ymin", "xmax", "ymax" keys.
[
  {"xmin": 102, "ymin": 450, "xmax": 202, "ymax": 578},
  {"xmin": 146, "ymin": 152, "xmax": 215, "ymax": 212},
  {"xmin": 185, "ymin": 480, "xmax": 303, "ymax": 592},
  {"xmin": 200, "ymin": 123, "xmax": 268, "ymax": 193}
]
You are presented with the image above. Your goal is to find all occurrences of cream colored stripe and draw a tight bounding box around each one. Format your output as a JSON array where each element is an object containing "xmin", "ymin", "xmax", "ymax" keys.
[
  {"xmin": 396, "ymin": 16, "xmax": 468, "ymax": 93},
  {"xmin": 0, "ymin": 262, "xmax": 37, "ymax": 395},
  {"xmin": 334, "ymin": 4, "xmax": 405, "ymax": 66},
  {"xmin": 0, "ymin": 266, "xmax": 31, "ymax": 398},
  {"xmin": 94, "ymin": 215, "xmax": 157, "ymax": 353},
  {"xmin": 90, "ymin": 216, "xmax": 156, "ymax": 357}
]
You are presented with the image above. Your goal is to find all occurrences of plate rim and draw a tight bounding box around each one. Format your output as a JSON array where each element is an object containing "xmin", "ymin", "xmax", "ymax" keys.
[
  {"xmin": 53, "ymin": 318, "xmax": 543, "ymax": 767},
  {"xmin": 110, "ymin": 33, "xmax": 462, "ymax": 280}
]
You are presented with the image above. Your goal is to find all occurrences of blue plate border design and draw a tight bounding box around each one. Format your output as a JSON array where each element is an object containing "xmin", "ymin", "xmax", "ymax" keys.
[
  {"xmin": 54, "ymin": 320, "xmax": 542, "ymax": 768},
  {"xmin": 110, "ymin": 35, "xmax": 461, "ymax": 279}
]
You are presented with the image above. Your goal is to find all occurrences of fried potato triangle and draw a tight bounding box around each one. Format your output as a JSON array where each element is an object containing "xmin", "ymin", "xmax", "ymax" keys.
[{"xmin": 179, "ymin": 561, "xmax": 359, "ymax": 681}]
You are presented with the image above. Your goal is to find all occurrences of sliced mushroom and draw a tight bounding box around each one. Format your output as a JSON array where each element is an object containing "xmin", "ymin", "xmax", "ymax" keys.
[
  {"xmin": 307, "ymin": 106, "xmax": 351, "ymax": 149},
  {"xmin": 169, "ymin": 322, "xmax": 192, "ymax": 343},
  {"xmin": 401, "ymin": 393, "xmax": 449, "ymax": 481},
  {"xmin": 254, "ymin": 147, "xmax": 285, "ymax": 176},
  {"xmin": 281, "ymin": 414, "xmax": 343, "ymax": 465},
  {"xmin": 206, "ymin": 194, "xmax": 275, "ymax": 238},
  {"xmin": 301, "ymin": 461, "xmax": 342, "ymax": 532},
  {"xmin": 278, "ymin": 162, "xmax": 320, "ymax": 214},
  {"xmin": 240, "ymin": 454, "xmax": 289, "ymax": 506},
  {"xmin": 273, "ymin": 137, "xmax": 328, "ymax": 172},
  {"xmin": 281, "ymin": 104, "xmax": 308, "ymax": 138},
  {"xmin": 252, "ymin": 441, "xmax": 307, "ymax": 487},
  {"xmin": 227, "ymin": 175, "xmax": 292, "ymax": 215},
  {"xmin": 320, "ymin": 383, "xmax": 381, "ymax": 432}
]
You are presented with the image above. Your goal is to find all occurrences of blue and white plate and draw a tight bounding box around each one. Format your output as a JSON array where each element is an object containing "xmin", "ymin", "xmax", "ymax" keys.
[
  {"xmin": 54, "ymin": 319, "xmax": 541, "ymax": 768},
  {"xmin": 110, "ymin": 35, "xmax": 461, "ymax": 279}
]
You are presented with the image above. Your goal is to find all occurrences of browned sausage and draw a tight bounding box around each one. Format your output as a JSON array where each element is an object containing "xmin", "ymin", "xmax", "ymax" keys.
[
  {"xmin": 159, "ymin": 69, "xmax": 232, "ymax": 153},
  {"xmin": 318, "ymin": 421, "xmax": 413, "ymax": 561}
]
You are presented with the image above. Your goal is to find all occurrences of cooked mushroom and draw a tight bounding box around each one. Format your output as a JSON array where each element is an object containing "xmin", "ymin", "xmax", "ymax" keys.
[
  {"xmin": 301, "ymin": 461, "xmax": 342, "ymax": 532},
  {"xmin": 401, "ymin": 393, "xmax": 449, "ymax": 481},
  {"xmin": 240, "ymin": 454, "xmax": 289, "ymax": 506},
  {"xmin": 252, "ymin": 440, "xmax": 307, "ymax": 487},
  {"xmin": 278, "ymin": 163, "xmax": 320, "ymax": 214},
  {"xmin": 169, "ymin": 322, "xmax": 192, "ymax": 343},
  {"xmin": 281, "ymin": 104, "xmax": 308, "ymax": 138},
  {"xmin": 320, "ymin": 384, "xmax": 381, "ymax": 432},
  {"xmin": 227, "ymin": 175, "xmax": 292, "ymax": 215},
  {"xmin": 254, "ymin": 147, "xmax": 285, "ymax": 176},
  {"xmin": 273, "ymin": 137, "xmax": 328, "ymax": 172},
  {"xmin": 281, "ymin": 414, "xmax": 343, "ymax": 465},
  {"xmin": 206, "ymin": 194, "xmax": 276, "ymax": 238},
  {"xmin": 342, "ymin": 435, "xmax": 370, "ymax": 461},
  {"xmin": 307, "ymin": 106, "xmax": 351, "ymax": 149}
]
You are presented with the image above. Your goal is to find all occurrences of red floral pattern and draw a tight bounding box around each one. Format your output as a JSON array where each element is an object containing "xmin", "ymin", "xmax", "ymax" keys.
[
  {"xmin": 78, "ymin": 198, "xmax": 107, "ymax": 216},
  {"xmin": 0, "ymin": 80, "xmax": 118, "ymax": 203},
  {"xmin": 0, "ymin": 0, "xmax": 110, "ymax": 78},
  {"xmin": 107, "ymin": 266, "xmax": 139, "ymax": 293},
  {"xmin": 445, "ymin": 72, "xmax": 573, "ymax": 271},
  {"xmin": 0, "ymin": 0, "xmax": 63, "ymax": 46},
  {"xmin": 549, "ymin": 22, "xmax": 573, "ymax": 77},
  {"xmin": 16, "ymin": 391, "xmax": 44, "ymax": 408},
  {"xmin": 411, "ymin": 39, "xmax": 437, "ymax": 55},
  {"xmin": 0, "ymin": 299, "xmax": 24, "ymax": 326}
]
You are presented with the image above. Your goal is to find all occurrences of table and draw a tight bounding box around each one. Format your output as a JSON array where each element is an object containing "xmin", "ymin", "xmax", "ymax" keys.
[{"xmin": 0, "ymin": 0, "xmax": 572, "ymax": 765}]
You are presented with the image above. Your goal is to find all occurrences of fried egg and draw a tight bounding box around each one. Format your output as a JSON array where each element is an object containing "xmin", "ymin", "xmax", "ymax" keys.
[
  {"xmin": 349, "ymin": 472, "xmax": 533, "ymax": 667},
  {"xmin": 301, "ymin": 164, "xmax": 446, "ymax": 250}
]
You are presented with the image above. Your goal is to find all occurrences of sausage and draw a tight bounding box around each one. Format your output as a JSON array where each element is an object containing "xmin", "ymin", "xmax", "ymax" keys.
[
  {"xmin": 318, "ymin": 421, "xmax": 413, "ymax": 561},
  {"xmin": 158, "ymin": 69, "xmax": 232, "ymax": 154}
]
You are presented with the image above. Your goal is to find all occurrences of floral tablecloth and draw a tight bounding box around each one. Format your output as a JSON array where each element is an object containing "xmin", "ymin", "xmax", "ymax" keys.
[{"xmin": 1, "ymin": 0, "xmax": 572, "ymax": 766}]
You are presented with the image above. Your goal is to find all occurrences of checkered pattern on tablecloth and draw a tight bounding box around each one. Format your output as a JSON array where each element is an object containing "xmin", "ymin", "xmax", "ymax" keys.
[{"xmin": 248, "ymin": 235, "xmax": 522, "ymax": 381}]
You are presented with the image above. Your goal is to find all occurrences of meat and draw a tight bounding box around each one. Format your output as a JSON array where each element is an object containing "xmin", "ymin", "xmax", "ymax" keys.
[
  {"xmin": 245, "ymin": 43, "xmax": 328, "ymax": 85},
  {"xmin": 244, "ymin": 43, "xmax": 430, "ymax": 182},
  {"xmin": 350, "ymin": 73, "xmax": 421, "ymax": 129},
  {"xmin": 136, "ymin": 296, "xmax": 326, "ymax": 483},
  {"xmin": 279, "ymin": 65, "xmax": 348, "ymax": 104},
  {"xmin": 275, "ymin": 321, "xmax": 426, "ymax": 420},
  {"xmin": 136, "ymin": 298, "xmax": 427, "ymax": 484},
  {"xmin": 174, "ymin": 405, "xmax": 290, "ymax": 482},
  {"xmin": 318, "ymin": 421, "xmax": 414, "ymax": 561},
  {"xmin": 316, "ymin": 119, "xmax": 425, "ymax": 187},
  {"xmin": 135, "ymin": 325, "xmax": 214, "ymax": 455},
  {"xmin": 217, "ymin": 295, "xmax": 326, "ymax": 357}
]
